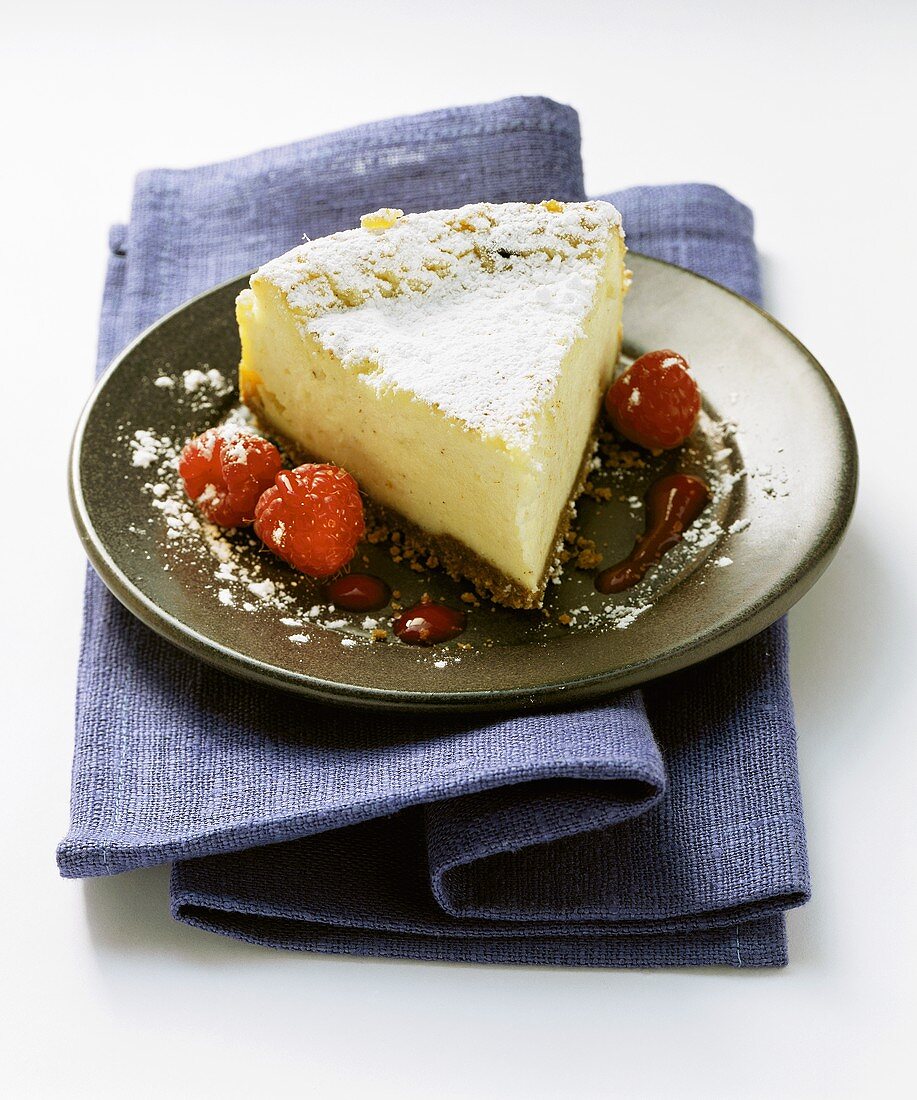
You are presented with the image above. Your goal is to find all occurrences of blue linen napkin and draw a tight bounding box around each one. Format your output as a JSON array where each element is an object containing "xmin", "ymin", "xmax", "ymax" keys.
[{"xmin": 59, "ymin": 96, "xmax": 809, "ymax": 967}]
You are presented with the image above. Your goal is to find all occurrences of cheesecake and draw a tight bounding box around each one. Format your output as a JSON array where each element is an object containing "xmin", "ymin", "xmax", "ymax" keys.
[{"xmin": 236, "ymin": 200, "xmax": 627, "ymax": 609}]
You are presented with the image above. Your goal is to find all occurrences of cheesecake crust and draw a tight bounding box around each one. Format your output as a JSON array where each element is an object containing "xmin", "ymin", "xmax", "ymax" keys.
[{"xmin": 243, "ymin": 387, "xmax": 601, "ymax": 610}]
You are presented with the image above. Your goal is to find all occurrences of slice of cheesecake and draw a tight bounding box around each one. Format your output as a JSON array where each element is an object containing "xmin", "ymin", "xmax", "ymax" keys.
[{"xmin": 236, "ymin": 200, "xmax": 627, "ymax": 609}]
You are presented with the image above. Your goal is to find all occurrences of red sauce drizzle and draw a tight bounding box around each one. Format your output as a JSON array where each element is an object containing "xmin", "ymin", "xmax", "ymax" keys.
[
  {"xmin": 595, "ymin": 474, "xmax": 710, "ymax": 595},
  {"xmin": 393, "ymin": 601, "xmax": 467, "ymax": 646},
  {"xmin": 326, "ymin": 573, "xmax": 391, "ymax": 611}
]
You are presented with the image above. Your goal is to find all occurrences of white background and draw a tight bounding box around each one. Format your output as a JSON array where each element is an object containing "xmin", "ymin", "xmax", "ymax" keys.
[{"xmin": 3, "ymin": 0, "xmax": 915, "ymax": 1096}]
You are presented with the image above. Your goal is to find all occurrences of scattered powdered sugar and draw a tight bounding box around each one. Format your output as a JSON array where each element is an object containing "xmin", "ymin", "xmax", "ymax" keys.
[
  {"xmin": 558, "ymin": 600, "xmax": 651, "ymax": 632},
  {"xmin": 429, "ymin": 654, "xmax": 463, "ymax": 669},
  {"xmin": 247, "ymin": 579, "xmax": 276, "ymax": 601},
  {"xmin": 147, "ymin": 365, "xmax": 235, "ymax": 413},
  {"xmin": 712, "ymin": 556, "xmax": 733, "ymax": 568},
  {"xmin": 130, "ymin": 429, "xmax": 169, "ymax": 468},
  {"xmin": 682, "ymin": 519, "xmax": 725, "ymax": 550},
  {"xmin": 182, "ymin": 369, "xmax": 208, "ymax": 393},
  {"xmin": 289, "ymin": 633, "xmax": 312, "ymax": 644},
  {"xmin": 751, "ymin": 462, "xmax": 790, "ymax": 498},
  {"xmin": 606, "ymin": 603, "xmax": 651, "ymax": 630},
  {"xmin": 281, "ymin": 606, "xmax": 323, "ymax": 627},
  {"xmin": 183, "ymin": 367, "xmax": 231, "ymax": 395}
]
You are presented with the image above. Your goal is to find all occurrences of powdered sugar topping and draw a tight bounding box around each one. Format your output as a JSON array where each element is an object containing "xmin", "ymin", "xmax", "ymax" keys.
[{"xmin": 253, "ymin": 201, "xmax": 624, "ymax": 449}]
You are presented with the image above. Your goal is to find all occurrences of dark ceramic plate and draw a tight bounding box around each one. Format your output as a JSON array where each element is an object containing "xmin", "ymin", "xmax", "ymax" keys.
[{"xmin": 70, "ymin": 255, "xmax": 856, "ymax": 711}]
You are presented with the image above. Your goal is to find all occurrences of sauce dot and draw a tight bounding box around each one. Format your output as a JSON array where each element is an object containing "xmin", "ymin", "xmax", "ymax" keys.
[
  {"xmin": 393, "ymin": 601, "xmax": 467, "ymax": 646},
  {"xmin": 326, "ymin": 573, "xmax": 391, "ymax": 611}
]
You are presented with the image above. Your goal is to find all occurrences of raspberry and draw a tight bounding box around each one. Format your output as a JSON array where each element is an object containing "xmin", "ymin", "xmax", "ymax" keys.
[
  {"xmin": 179, "ymin": 427, "xmax": 283, "ymax": 527},
  {"xmin": 254, "ymin": 464, "xmax": 365, "ymax": 578},
  {"xmin": 604, "ymin": 349, "xmax": 701, "ymax": 450}
]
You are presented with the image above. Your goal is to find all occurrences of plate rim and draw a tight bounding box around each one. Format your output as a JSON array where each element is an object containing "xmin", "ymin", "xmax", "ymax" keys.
[{"xmin": 70, "ymin": 254, "xmax": 858, "ymax": 713}]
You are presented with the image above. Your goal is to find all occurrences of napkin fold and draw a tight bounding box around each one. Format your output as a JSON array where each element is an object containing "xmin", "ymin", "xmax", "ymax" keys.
[{"xmin": 60, "ymin": 96, "xmax": 809, "ymax": 967}]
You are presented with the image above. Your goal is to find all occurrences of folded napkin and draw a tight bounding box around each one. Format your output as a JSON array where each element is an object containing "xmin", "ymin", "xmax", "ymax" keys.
[{"xmin": 60, "ymin": 96, "xmax": 809, "ymax": 967}]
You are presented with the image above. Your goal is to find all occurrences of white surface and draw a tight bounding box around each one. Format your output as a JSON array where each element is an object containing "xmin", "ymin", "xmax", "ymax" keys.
[{"xmin": 2, "ymin": 0, "xmax": 915, "ymax": 1095}]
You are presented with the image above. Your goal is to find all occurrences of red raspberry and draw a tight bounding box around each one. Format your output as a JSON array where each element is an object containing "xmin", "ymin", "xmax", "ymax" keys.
[
  {"xmin": 604, "ymin": 349, "xmax": 701, "ymax": 450},
  {"xmin": 179, "ymin": 427, "xmax": 283, "ymax": 527},
  {"xmin": 254, "ymin": 464, "xmax": 365, "ymax": 578}
]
